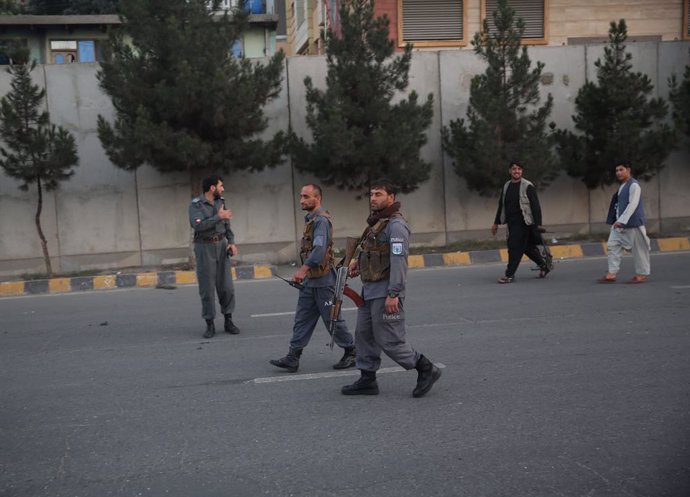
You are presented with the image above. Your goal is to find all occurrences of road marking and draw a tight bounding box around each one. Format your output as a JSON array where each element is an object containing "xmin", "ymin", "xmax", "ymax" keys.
[
  {"xmin": 248, "ymin": 363, "xmax": 446, "ymax": 384},
  {"xmin": 251, "ymin": 307, "xmax": 357, "ymax": 318},
  {"xmin": 670, "ymin": 285, "xmax": 690, "ymax": 289}
]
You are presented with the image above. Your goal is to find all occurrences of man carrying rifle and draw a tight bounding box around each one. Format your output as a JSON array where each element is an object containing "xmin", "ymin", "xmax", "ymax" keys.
[
  {"xmin": 341, "ymin": 179, "xmax": 441, "ymax": 398},
  {"xmin": 269, "ymin": 184, "xmax": 356, "ymax": 372}
]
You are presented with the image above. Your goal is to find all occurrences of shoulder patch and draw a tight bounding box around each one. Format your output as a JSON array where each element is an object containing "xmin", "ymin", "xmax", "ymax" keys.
[
  {"xmin": 192, "ymin": 198, "xmax": 200, "ymax": 203},
  {"xmin": 391, "ymin": 242, "xmax": 404, "ymax": 255}
]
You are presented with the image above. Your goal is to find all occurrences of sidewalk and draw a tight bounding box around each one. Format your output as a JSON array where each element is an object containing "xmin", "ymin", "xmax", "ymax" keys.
[{"xmin": 2, "ymin": 236, "xmax": 689, "ymax": 298}]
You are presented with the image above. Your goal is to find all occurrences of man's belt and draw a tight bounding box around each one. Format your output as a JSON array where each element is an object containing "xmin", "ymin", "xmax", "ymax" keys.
[{"xmin": 194, "ymin": 233, "xmax": 225, "ymax": 243}]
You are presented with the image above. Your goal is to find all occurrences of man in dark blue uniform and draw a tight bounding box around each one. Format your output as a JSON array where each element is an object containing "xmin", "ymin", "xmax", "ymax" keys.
[
  {"xmin": 188, "ymin": 175, "xmax": 240, "ymax": 338},
  {"xmin": 269, "ymin": 184, "xmax": 356, "ymax": 372}
]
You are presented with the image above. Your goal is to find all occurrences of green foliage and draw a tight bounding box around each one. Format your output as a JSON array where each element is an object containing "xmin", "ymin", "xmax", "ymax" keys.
[
  {"xmin": 0, "ymin": 61, "xmax": 79, "ymax": 276},
  {"xmin": 442, "ymin": 0, "xmax": 557, "ymax": 197},
  {"xmin": 26, "ymin": 0, "xmax": 119, "ymax": 14},
  {"xmin": 669, "ymin": 50, "xmax": 690, "ymax": 152},
  {"xmin": 291, "ymin": 0, "xmax": 434, "ymax": 195},
  {"xmin": 97, "ymin": 0, "xmax": 285, "ymax": 180},
  {"xmin": 555, "ymin": 20, "xmax": 675, "ymax": 189},
  {"xmin": 0, "ymin": 62, "xmax": 78, "ymax": 191},
  {"xmin": 0, "ymin": 0, "xmax": 22, "ymax": 14}
]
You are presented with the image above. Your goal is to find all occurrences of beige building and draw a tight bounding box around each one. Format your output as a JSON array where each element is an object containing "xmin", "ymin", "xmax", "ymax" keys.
[{"xmin": 286, "ymin": 0, "xmax": 690, "ymax": 55}]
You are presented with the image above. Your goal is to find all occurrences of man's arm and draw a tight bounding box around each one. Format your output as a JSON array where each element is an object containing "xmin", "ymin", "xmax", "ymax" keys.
[
  {"xmin": 616, "ymin": 183, "xmax": 641, "ymax": 226},
  {"xmin": 385, "ymin": 220, "xmax": 409, "ymax": 314},
  {"xmin": 189, "ymin": 201, "xmax": 220, "ymax": 233},
  {"xmin": 492, "ymin": 191, "xmax": 503, "ymax": 235}
]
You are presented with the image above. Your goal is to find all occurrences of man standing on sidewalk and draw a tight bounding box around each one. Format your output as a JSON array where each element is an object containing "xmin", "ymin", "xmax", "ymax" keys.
[
  {"xmin": 269, "ymin": 184, "xmax": 356, "ymax": 372},
  {"xmin": 189, "ymin": 175, "xmax": 240, "ymax": 338},
  {"xmin": 491, "ymin": 161, "xmax": 550, "ymax": 283},
  {"xmin": 341, "ymin": 179, "xmax": 441, "ymax": 398},
  {"xmin": 599, "ymin": 161, "xmax": 651, "ymax": 284}
]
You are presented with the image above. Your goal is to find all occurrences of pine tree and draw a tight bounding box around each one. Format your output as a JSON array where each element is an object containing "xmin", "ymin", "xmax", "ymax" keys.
[
  {"xmin": 442, "ymin": 0, "xmax": 557, "ymax": 197},
  {"xmin": 291, "ymin": 0, "xmax": 434, "ymax": 195},
  {"xmin": 555, "ymin": 20, "xmax": 675, "ymax": 189},
  {"xmin": 669, "ymin": 51, "xmax": 690, "ymax": 152},
  {"xmin": 0, "ymin": 62, "xmax": 79, "ymax": 276},
  {"xmin": 97, "ymin": 0, "xmax": 285, "ymax": 192}
]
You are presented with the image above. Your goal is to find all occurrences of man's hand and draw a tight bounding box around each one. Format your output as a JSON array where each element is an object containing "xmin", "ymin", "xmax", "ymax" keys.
[
  {"xmin": 348, "ymin": 260, "xmax": 360, "ymax": 278},
  {"xmin": 227, "ymin": 244, "xmax": 238, "ymax": 257},
  {"xmin": 218, "ymin": 206, "xmax": 232, "ymax": 220},
  {"xmin": 292, "ymin": 264, "xmax": 310, "ymax": 283},
  {"xmin": 491, "ymin": 224, "xmax": 498, "ymax": 236},
  {"xmin": 385, "ymin": 296, "xmax": 399, "ymax": 314},
  {"xmin": 613, "ymin": 222, "xmax": 624, "ymax": 229}
]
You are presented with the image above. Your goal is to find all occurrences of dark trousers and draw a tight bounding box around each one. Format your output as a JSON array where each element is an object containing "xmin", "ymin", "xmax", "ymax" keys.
[
  {"xmin": 505, "ymin": 222, "xmax": 545, "ymax": 278},
  {"xmin": 194, "ymin": 239, "xmax": 235, "ymax": 320}
]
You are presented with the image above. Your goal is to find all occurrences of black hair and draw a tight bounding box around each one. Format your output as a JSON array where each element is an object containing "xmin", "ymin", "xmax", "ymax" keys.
[
  {"xmin": 202, "ymin": 175, "xmax": 223, "ymax": 193},
  {"xmin": 508, "ymin": 160, "xmax": 523, "ymax": 169},
  {"xmin": 613, "ymin": 159, "xmax": 631, "ymax": 169},
  {"xmin": 370, "ymin": 179, "xmax": 398, "ymax": 196}
]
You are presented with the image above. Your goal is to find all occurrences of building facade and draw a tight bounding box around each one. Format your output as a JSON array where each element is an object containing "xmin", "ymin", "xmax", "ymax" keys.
[{"xmin": 286, "ymin": 0, "xmax": 690, "ymax": 55}]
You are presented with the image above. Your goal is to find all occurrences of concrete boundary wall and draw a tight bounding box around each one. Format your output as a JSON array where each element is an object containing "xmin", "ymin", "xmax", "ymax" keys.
[{"xmin": 1, "ymin": 42, "xmax": 690, "ymax": 278}]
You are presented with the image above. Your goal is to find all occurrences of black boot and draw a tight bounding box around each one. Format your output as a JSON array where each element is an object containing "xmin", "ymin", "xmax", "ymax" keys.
[
  {"xmin": 332, "ymin": 347, "xmax": 356, "ymax": 370},
  {"xmin": 341, "ymin": 370, "xmax": 379, "ymax": 395},
  {"xmin": 203, "ymin": 319, "xmax": 215, "ymax": 339},
  {"xmin": 412, "ymin": 355, "xmax": 441, "ymax": 398},
  {"xmin": 269, "ymin": 348, "xmax": 302, "ymax": 373},
  {"xmin": 224, "ymin": 314, "xmax": 240, "ymax": 334}
]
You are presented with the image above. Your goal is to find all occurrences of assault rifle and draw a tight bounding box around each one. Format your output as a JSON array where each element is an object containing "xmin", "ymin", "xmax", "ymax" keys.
[{"xmin": 328, "ymin": 236, "xmax": 365, "ymax": 350}]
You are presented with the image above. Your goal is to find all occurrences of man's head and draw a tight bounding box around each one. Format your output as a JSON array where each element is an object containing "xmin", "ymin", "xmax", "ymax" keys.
[
  {"xmin": 508, "ymin": 161, "xmax": 523, "ymax": 182},
  {"xmin": 369, "ymin": 179, "xmax": 398, "ymax": 212},
  {"xmin": 614, "ymin": 160, "xmax": 632, "ymax": 183},
  {"xmin": 202, "ymin": 175, "xmax": 224, "ymax": 199},
  {"xmin": 299, "ymin": 184, "xmax": 322, "ymax": 212}
]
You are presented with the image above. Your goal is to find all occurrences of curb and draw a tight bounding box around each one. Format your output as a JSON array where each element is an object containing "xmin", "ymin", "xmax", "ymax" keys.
[{"xmin": 1, "ymin": 236, "xmax": 689, "ymax": 298}]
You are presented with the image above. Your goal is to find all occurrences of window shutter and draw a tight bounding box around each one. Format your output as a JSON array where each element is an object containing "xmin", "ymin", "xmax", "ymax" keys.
[
  {"xmin": 687, "ymin": 0, "xmax": 690, "ymax": 36},
  {"xmin": 485, "ymin": 0, "xmax": 544, "ymax": 39},
  {"xmin": 402, "ymin": 0, "xmax": 463, "ymax": 42}
]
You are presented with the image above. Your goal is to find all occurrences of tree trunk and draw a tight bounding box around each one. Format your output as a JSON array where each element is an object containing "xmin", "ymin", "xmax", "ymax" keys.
[{"xmin": 35, "ymin": 177, "xmax": 52, "ymax": 277}]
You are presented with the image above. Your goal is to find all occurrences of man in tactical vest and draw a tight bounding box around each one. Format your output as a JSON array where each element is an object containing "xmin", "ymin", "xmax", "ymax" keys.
[
  {"xmin": 491, "ymin": 161, "xmax": 550, "ymax": 283},
  {"xmin": 188, "ymin": 175, "xmax": 240, "ymax": 338},
  {"xmin": 341, "ymin": 179, "xmax": 441, "ymax": 398},
  {"xmin": 599, "ymin": 161, "xmax": 651, "ymax": 284},
  {"xmin": 269, "ymin": 184, "xmax": 356, "ymax": 372}
]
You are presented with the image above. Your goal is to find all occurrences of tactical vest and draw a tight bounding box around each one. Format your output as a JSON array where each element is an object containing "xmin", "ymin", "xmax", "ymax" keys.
[
  {"xmin": 300, "ymin": 213, "xmax": 334, "ymax": 279},
  {"xmin": 359, "ymin": 213, "xmax": 403, "ymax": 282}
]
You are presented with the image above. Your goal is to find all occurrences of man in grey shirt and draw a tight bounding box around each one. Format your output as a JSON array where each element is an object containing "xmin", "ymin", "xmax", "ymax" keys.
[
  {"xmin": 270, "ymin": 184, "xmax": 356, "ymax": 372},
  {"xmin": 188, "ymin": 175, "xmax": 240, "ymax": 338},
  {"xmin": 341, "ymin": 179, "xmax": 441, "ymax": 398}
]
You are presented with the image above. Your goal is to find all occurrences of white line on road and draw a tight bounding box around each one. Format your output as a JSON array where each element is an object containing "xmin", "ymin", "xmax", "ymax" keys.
[
  {"xmin": 670, "ymin": 285, "xmax": 690, "ymax": 289},
  {"xmin": 250, "ymin": 307, "xmax": 358, "ymax": 318},
  {"xmin": 247, "ymin": 363, "xmax": 446, "ymax": 384}
]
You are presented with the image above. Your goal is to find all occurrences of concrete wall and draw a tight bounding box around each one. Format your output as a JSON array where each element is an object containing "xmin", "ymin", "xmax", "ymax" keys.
[{"xmin": 1, "ymin": 41, "xmax": 690, "ymax": 278}]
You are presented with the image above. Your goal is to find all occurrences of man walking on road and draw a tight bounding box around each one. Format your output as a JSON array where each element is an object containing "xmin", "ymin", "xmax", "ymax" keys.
[
  {"xmin": 189, "ymin": 175, "xmax": 240, "ymax": 338},
  {"xmin": 269, "ymin": 184, "xmax": 356, "ymax": 372},
  {"xmin": 491, "ymin": 161, "xmax": 550, "ymax": 283},
  {"xmin": 341, "ymin": 179, "xmax": 441, "ymax": 398},
  {"xmin": 599, "ymin": 161, "xmax": 651, "ymax": 284}
]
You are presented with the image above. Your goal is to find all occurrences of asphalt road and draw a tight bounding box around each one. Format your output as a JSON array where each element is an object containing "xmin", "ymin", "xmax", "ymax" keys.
[{"xmin": 1, "ymin": 253, "xmax": 689, "ymax": 497}]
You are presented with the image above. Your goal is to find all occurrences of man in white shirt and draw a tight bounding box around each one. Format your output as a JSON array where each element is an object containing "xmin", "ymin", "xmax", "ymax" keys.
[{"xmin": 599, "ymin": 161, "xmax": 651, "ymax": 284}]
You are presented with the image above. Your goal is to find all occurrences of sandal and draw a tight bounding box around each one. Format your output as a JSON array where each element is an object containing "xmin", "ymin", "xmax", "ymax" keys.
[
  {"xmin": 626, "ymin": 275, "xmax": 648, "ymax": 284},
  {"xmin": 597, "ymin": 274, "xmax": 617, "ymax": 283},
  {"xmin": 497, "ymin": 276, "xmax": 513, "ymax": 284},
  {"xmin": 538, "ymin": 266, "xmax": 551, "ymax": 279}
]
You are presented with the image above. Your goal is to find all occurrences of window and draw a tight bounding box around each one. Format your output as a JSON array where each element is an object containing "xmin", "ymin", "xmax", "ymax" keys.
[
  {"xmin": 483, "ymin": 0, "xmax": 547, "ymax": 44},
  {"xmin": 684, "ymin": 0, "xmax": 690, "ymax": 40},
  {"xmin": 50, "ymin": 40, "xmax": 103, "ymax": 64},
  {"xmin": 399, "ymin": 0, "xmax": 466, "ymax": 47}
]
